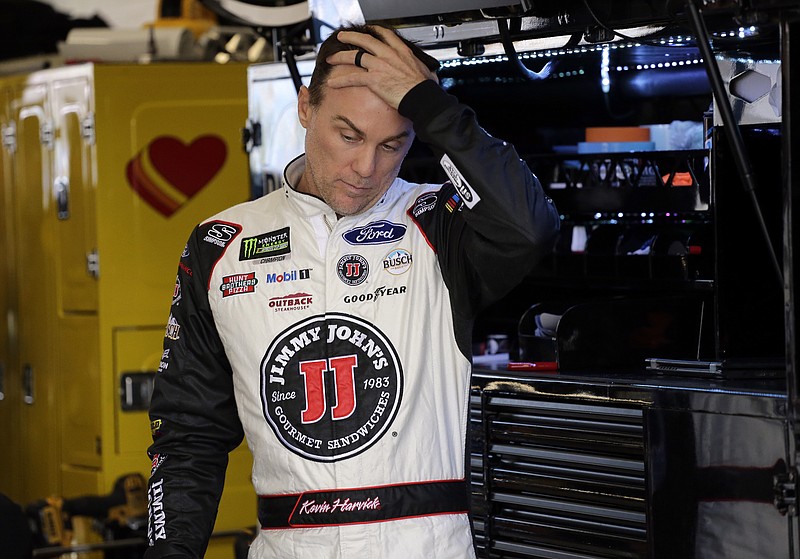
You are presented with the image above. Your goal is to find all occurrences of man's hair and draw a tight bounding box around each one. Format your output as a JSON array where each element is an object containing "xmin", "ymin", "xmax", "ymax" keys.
[{"xmin": 307, "ymin": 23, "xmax": 440, "ymax": 107}]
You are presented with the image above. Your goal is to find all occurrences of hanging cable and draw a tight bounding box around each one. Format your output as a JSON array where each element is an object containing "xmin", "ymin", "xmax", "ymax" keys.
[
  {"xmin": 685, "ymin": 0, "xmax": 783, "ymax": 287},
  {"xmin": 496, "ymin": 18, "xmax": 555, "ymax": 81}
]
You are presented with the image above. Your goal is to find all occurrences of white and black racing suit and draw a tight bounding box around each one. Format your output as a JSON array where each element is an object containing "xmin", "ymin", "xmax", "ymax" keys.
[{"xmin": 145, "ymin": 79, "xmax": 560, "ymax": 559}]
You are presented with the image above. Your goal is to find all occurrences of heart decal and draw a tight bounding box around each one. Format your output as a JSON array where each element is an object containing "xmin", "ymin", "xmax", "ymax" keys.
[{"xmin": 126, "ymin": 135, "xmax": 227, "ymax": 217}]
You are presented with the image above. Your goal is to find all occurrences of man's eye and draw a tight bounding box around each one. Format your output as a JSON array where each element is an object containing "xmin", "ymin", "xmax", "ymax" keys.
[
  {"xmin": 341, "ymin": 134, "xmax": 358, "ymax": 143},
  {"xmin": 382, "ymin": 144, "xmax": 399, "ymax": 153}
]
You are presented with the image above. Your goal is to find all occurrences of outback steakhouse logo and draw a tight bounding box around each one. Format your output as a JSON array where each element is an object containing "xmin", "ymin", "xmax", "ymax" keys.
[
  {"xmin": 261, "ymin": 313, "xmax": 403, "ymax": 461},
  {"xmin": 268, "ymin": 292, "xmax": 313, "ymax": 312}
]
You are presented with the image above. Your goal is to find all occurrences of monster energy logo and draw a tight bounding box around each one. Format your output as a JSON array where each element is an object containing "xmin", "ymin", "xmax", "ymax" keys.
[{"xmin": 239, "ymin": 227, "xmax": 291, "ymax": 261}]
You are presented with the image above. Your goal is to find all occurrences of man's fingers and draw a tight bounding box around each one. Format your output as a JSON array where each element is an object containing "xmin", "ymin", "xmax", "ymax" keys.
[{"xmin": 326, "ymin": 49, "xmax": 377, "ymax": 71}]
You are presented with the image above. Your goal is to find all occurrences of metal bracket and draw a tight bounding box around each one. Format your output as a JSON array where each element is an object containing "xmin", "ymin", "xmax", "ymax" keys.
[
  {"xmin": 40, "ymin": 120, "xmax": 54, "ymax": 150},
  {"xmin": 774, "ymin": 468, "xmax": 798, "ymax": 516},
  {"xmin": 86, "ymin": 250, "xmax": 100, "ymax": 279},
  {"xmin": 2, "ymin": 122, "xmax": 16, "ymax": 153},
  {"xmin": 81, "ymin": 112, "xmax": 96, "ymax": 145}
]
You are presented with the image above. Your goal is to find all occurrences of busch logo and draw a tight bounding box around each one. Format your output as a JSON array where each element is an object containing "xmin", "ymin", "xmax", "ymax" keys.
[
  {"xmin": 382, "ymin": 249, "xmax": 412, "ymax": 275},
  {"xmin": 342, "ymin": 220, "xmax": 407, "ymax": 245},
  {"xmin": 261, "ymin": 313, "xmax": 402, "ymax": 461},
  {"xmin": 165, "ymin": 314, "xmax": 180, "ymax": 341}
]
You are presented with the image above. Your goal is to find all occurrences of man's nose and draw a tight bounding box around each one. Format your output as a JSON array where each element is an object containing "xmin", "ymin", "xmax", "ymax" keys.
[{"xmin": 352, "ymin": 146, "xmax": 377, "ymax": 178}]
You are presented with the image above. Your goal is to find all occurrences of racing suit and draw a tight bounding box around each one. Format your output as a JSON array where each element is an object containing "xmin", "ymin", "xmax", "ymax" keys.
[{"xmin": 146, "ymin": 79, "xmax": 560, "ymax": 558}]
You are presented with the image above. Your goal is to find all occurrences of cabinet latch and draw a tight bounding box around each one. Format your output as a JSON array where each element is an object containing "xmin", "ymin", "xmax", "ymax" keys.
[
  {"xmin": 2, "ymin": 122, "xmax": 16, "ymax": 153},
  {"xmin": 241, "ymin": 118, "xmax": 261, "ymax": 153},
  {"xmin": 774, "ymin": 468, "xmax": 798, "ymax": 516},
  {"xmin": 81, "ymin": 112, "xmax": 96, "ymax": 145},
  {"xmin": 86, "ymin": 250, "xmax": 100, "ymax": 279}
]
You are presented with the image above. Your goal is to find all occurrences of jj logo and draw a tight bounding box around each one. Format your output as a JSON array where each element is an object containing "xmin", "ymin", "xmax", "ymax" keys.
[
  {"xmin": 261, "ymin": 313, "xmax": 402, "ymax": 461},
  {"xmin": 299, "ymin": 355, "xmax": 358, "ymax": 424}
]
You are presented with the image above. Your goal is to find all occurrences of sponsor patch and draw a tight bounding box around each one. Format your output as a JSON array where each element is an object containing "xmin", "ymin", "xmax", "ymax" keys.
[
  {"xmin": 148, "ymin": 478, "xmax": 167, "ymax": 544},
  {"xmin": 150, "ymin": 419, "xmax": 163, "ymax": 437},
  {"xmin": 411, "ymin": 192, "xmax": 437, "ymax": 218},
  {"xmin": 445, "ymin": 193, "xmax": 461, "ymax": 213},
  {"xmin": 382, "ymin": 249, "xmax": 412, "ymax": 275},
  {"xmin": 342, "ymin": 220, "xmax": 406, "ymax": 245},
  {"xmin": 181, "ymin": 244, "xmax": 190, "ymax": 258},
  {"xmin": 265, "ymin": 268, "xmax": 311, "ymax": 284},
  {"xmin": 343, "ymin": 285, "xmax": 407, "ymax": 304},
  {"xmin": 150, "ymin": 453, "xmax": 166, "ymax": 475},
  {"xmin": 220, "ymin": 272, "xmax": 258, "ymax": 297},
  {"xmin": 269, "ymin": 292, "xmax": 313, "ymax": 312},
  {"xmin": 240, "ymin": 227, "xmax": 291, "ymax": 261},
  {"xmin": 203, "ymin": 222, "xmax": 241, "ymax": 248},
  {"xmin": 261, "ymin": 313, "xmax": 403, "ymax": 461},
  {"xmin": 157, "ymin": 349, "xmax": 170, "ymax": 373},
  {"xmin": 440, "ymin": 154, "xmax": 480, "ymax": 209},
  {"xmin": 165, "ymin": 314, "xmax": 180, "ymax": 341},
  {"xmin": 179, "ymin": 261, "xmax": 193, "ymax": 277},
  {"xmin": 172, "ymin": 275, "xmax": 182, "ymax": 306},
  {"xmin": 337, "ymin": 254, "xmax": 369, "ymax": 286}
]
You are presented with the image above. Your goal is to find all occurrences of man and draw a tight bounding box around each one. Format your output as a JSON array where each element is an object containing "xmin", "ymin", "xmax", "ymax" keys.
[{"xmin": 145, "ymin": 23, "xmax": 559, "ymax": 559}]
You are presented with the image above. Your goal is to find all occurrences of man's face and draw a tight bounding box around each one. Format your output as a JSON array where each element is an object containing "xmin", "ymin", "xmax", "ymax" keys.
[{"xmin": 296, "ymin": 66, "xmax": 415, "ymax": 217}]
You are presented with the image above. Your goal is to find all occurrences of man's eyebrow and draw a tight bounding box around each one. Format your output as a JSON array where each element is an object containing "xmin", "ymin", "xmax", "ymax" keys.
[{"xmin": 333, "ymin": 115, "xmax": 410, "ymax": 144}]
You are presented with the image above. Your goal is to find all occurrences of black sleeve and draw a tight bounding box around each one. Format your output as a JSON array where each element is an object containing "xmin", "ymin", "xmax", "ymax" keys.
[
  {"xmin": 402, "ymin": 80, "xmax": 560, "ymax": 317},
  {"xmin": 145, "ymin": 221, "xmax": 245, "ymax": 559}
]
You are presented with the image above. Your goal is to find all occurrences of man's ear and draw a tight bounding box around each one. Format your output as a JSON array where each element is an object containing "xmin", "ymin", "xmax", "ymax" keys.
[{"xmin": 297, "ymin": 85, "xmax": 311, "ymax": 129}]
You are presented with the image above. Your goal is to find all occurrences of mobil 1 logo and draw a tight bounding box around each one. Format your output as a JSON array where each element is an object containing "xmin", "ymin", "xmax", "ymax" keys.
[{"xmin": 261, "ymin": 313, "xmax": 403, "ymax": 462}]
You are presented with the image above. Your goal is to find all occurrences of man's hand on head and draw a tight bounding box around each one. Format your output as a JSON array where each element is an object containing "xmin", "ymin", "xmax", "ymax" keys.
[{"xmin": 325, "ymin": 26, "xmax": 439, "ymax": 110}]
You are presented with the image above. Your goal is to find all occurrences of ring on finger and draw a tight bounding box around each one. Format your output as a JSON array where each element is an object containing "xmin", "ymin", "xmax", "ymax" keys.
[{"xmin": 354, "ymin": 49, "xmax": 367, "ymax": 69}]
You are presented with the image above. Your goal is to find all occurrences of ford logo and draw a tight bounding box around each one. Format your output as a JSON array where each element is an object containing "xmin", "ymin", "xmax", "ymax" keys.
[{"xmin": 342, "ymin": 220, "xmax": 407, "ymax": 245}]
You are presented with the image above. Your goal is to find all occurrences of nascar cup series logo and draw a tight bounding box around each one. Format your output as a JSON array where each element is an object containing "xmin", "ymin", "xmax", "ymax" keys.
[{"xmin": 261, "ymin": 313, "xmax": 403, "ymax": 461}]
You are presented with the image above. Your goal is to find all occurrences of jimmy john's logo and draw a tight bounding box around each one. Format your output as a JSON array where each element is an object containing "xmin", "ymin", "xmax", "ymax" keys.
[
  {"xmin": 240, "ymin": 227, "xmax": 290, "ymax": 261},
  {"xmin": 337, "ymin": 254, "xmax": 369, "ymax": 286},
  {"xmin": 342, "ymin": 220, "xmax": 406, "ymax": 245},
  {"xmin": 261, "ymin": 313, "xmax": 403, "ymax": 462},
  {"xmin": 440, "ymin": 154, "xmax": 480, "ymax": 209},
  {"xmin": 220, "ymin": 272, "xmax": 258, "ymax": 297}
]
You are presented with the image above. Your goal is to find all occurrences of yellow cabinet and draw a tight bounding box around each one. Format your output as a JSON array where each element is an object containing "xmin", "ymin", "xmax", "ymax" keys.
[{"xmin": 0, "ymin": 62, "xmax": 255, "ymax": 558}]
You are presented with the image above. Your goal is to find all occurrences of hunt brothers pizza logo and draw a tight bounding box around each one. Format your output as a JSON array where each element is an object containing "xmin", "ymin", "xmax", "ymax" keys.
[
  {"xmin": 261, "ymin": 313, "xmax": 403, "ymax": 462},
  {"xmin": 220, "ymin": 272, "xmax": 258, "ymax": 297}
]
